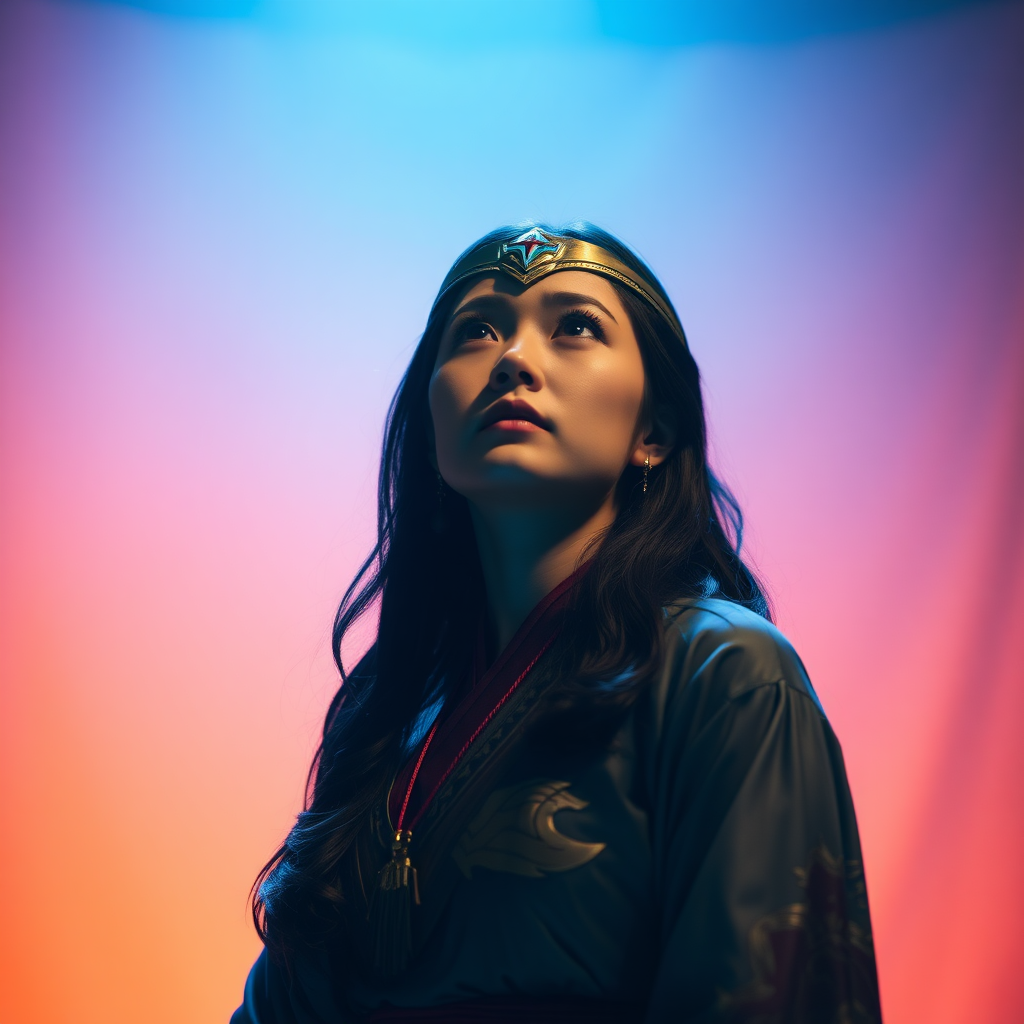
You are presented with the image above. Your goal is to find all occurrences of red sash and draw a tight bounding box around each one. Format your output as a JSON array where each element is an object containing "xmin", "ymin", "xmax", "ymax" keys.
[{"xmin": 387, "ymin": 568, "xmax": 581, "ymax": 831}]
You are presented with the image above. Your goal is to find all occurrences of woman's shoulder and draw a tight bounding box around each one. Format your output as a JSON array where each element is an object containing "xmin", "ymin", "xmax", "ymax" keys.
[{"xmin": 653, "ymin": 597, "xmax": 824, "ymax": 715}]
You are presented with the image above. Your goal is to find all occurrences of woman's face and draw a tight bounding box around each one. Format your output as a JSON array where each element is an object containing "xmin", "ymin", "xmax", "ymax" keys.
[{"xmin": 428, "ymin": 270, "xmax": 650, "ymax": 510}]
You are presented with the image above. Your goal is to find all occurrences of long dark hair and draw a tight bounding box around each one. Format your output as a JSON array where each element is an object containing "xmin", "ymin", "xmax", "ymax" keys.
[{"xmin": 252, "ymin": 222, "xmax": 770, "ymax": 964}]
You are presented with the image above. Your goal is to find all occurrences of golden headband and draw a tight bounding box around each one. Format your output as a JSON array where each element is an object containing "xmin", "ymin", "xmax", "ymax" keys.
[{"xmin": 436, "ymin": 228, "xmax": 686, "ymax": 343}]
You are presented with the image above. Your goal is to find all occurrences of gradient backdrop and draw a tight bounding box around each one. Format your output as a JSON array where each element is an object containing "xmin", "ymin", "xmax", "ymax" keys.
[{"xmin": 1, "ymin": 1, "xmax": 1022, "ymax": 1022}]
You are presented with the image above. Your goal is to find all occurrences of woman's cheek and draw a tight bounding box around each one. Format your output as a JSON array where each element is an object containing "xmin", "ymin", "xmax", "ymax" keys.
[
  {"xmin": 429, "ymin": 371, "xmax": 470, "ymax": 465},
  {"xmin": 569, "ymin": 370, "xmax": 645, "ymax": 456}
]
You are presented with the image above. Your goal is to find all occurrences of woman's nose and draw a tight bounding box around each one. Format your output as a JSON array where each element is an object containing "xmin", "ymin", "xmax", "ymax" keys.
[
  {"xmin": 490, "ymin": 362, "xmax": 535, "ymax": 388},
  {"xmin": 489, "ymin": 335, "xmax": 541, "ymax": 391}
]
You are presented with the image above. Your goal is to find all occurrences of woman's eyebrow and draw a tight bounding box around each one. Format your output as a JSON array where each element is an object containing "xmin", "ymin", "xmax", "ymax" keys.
[
  {"xmin": 450, "ymin": 290, "xmax": 620, "ymax": 324},
  {"xmin": 542, "ymin": 291, "xmax": 618, "ymax": 324},
  {"xmin": 450, "ymin": 294, "xmax": 512, "ymax": 320}
]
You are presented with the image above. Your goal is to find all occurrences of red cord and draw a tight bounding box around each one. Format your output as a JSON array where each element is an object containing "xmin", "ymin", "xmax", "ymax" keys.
[
  {"xmin": 395, "ymin": 719, "xmax": 439, "ymax": 832},
  {"xmin": 406, "ymin": 636, "xmax": 556, "ymax": 834}
]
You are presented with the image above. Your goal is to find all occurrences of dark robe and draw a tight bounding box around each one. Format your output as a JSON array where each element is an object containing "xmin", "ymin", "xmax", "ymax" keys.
[{"xmin": 232, "ymin": 593, "xmax": 882, "ymax": 1024}]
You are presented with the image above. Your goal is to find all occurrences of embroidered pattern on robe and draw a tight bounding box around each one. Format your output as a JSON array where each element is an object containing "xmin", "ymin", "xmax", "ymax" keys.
[{"xmin": 453, "ymin": 780, "xmax": 606, "ymax": 879}]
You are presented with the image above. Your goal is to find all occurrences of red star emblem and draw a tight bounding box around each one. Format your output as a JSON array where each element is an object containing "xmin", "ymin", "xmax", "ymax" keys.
[{"xmin": 502, "ymin": 228, "xmax": 561, "ymax": 269}]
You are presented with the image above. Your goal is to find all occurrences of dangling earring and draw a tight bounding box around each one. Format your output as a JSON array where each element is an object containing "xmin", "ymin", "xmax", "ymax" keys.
[
  {"xmin": 431, "ymin": 471, "xmax": 446, "ymax": 534},
  {"xmin": 642, "ymin": 454, "xmax": 651, "ymax": 494}
]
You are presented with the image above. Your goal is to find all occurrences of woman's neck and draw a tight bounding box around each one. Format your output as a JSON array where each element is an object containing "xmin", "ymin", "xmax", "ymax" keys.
[{"xmin": 468, "ymin": 492, "xmax": 617, "ymax": 654}]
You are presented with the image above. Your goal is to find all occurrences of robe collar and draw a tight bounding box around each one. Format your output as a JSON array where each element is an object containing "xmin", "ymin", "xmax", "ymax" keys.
[{"xmin": 388, "ymin": 565, "xmax": 584, "ymax": 829}]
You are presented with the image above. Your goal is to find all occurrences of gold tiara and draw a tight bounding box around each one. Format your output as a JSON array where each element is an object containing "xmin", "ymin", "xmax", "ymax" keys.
[{"xmin": 436, "ymin": 227, "xmax": 685, "ymax": 341}]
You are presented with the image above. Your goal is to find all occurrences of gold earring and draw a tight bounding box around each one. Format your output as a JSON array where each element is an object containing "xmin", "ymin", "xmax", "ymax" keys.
[{"xmin": 643, "ymin": 454, "xmax": 651, "ymax": 493}]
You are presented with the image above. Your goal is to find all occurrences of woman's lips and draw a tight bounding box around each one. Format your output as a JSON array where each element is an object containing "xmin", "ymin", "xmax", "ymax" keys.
[
  {"xmin": 481, "ymin": 418, "xmax": 547, "ymax": 433},
  {"xmin": 478, "ymin": 400, "xmax": 552, "ymax": 432}
]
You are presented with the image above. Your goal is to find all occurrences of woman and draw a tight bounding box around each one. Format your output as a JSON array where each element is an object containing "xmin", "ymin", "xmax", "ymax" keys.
[{"xmin": 232, "ymin": 224, "xmax": 882, "ymax": 1023}]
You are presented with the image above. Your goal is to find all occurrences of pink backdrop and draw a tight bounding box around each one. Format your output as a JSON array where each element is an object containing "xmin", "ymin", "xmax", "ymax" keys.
[{"xmin": 1, "ymin": 2, "xmax": 1022, "ymax": 1021}]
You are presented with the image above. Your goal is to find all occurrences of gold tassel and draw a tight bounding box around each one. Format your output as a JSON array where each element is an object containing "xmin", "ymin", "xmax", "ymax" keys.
[{"xmin": 369, "ymin": 829, "xmax": 420, "ymax": 977}]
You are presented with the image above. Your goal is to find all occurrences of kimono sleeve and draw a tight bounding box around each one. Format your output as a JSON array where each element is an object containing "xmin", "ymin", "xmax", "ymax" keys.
[
  {"xmin": 230, "ymin": 947, "xmax": 346, "ymax": 1024},
  {"xmin": 644, "ymin": 611, "xmax": 882, "ymax": 1023}
]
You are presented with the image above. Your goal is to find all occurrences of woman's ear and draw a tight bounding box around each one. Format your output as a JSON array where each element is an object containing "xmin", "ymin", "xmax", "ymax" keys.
[{"xmin": 630, "ymin": 403, "xmax": 676, "ymax": 468}]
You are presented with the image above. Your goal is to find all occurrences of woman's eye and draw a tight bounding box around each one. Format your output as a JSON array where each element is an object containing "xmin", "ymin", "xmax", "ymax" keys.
[
  {"xmin": 558, "ymin": 312, "xmax": 603, "ymax": 340},
  {"xmin": 453, "ymin": 321, "xmax": 497, "ymax": 343}
]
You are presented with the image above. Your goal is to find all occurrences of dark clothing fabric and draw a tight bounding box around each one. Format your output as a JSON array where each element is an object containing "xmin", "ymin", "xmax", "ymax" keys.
[
  {"xmin": 232, "ymin": 599, "xmax": 881, "ymax": 1024},
  {"xmin": 367, "ymin": 996, "xmax": 644, "ymax": 1022}
]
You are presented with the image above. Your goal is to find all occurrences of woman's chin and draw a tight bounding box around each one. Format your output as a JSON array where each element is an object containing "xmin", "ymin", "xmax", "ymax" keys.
[{"xmin": 456, "ymin": 467, "xmax": 614, "ymax": 511}]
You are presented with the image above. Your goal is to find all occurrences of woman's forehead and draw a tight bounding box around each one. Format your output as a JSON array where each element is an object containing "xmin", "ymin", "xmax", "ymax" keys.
[{"xmin": 450, "ymin": 269, "xmax": 626, "ymax": 312}]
